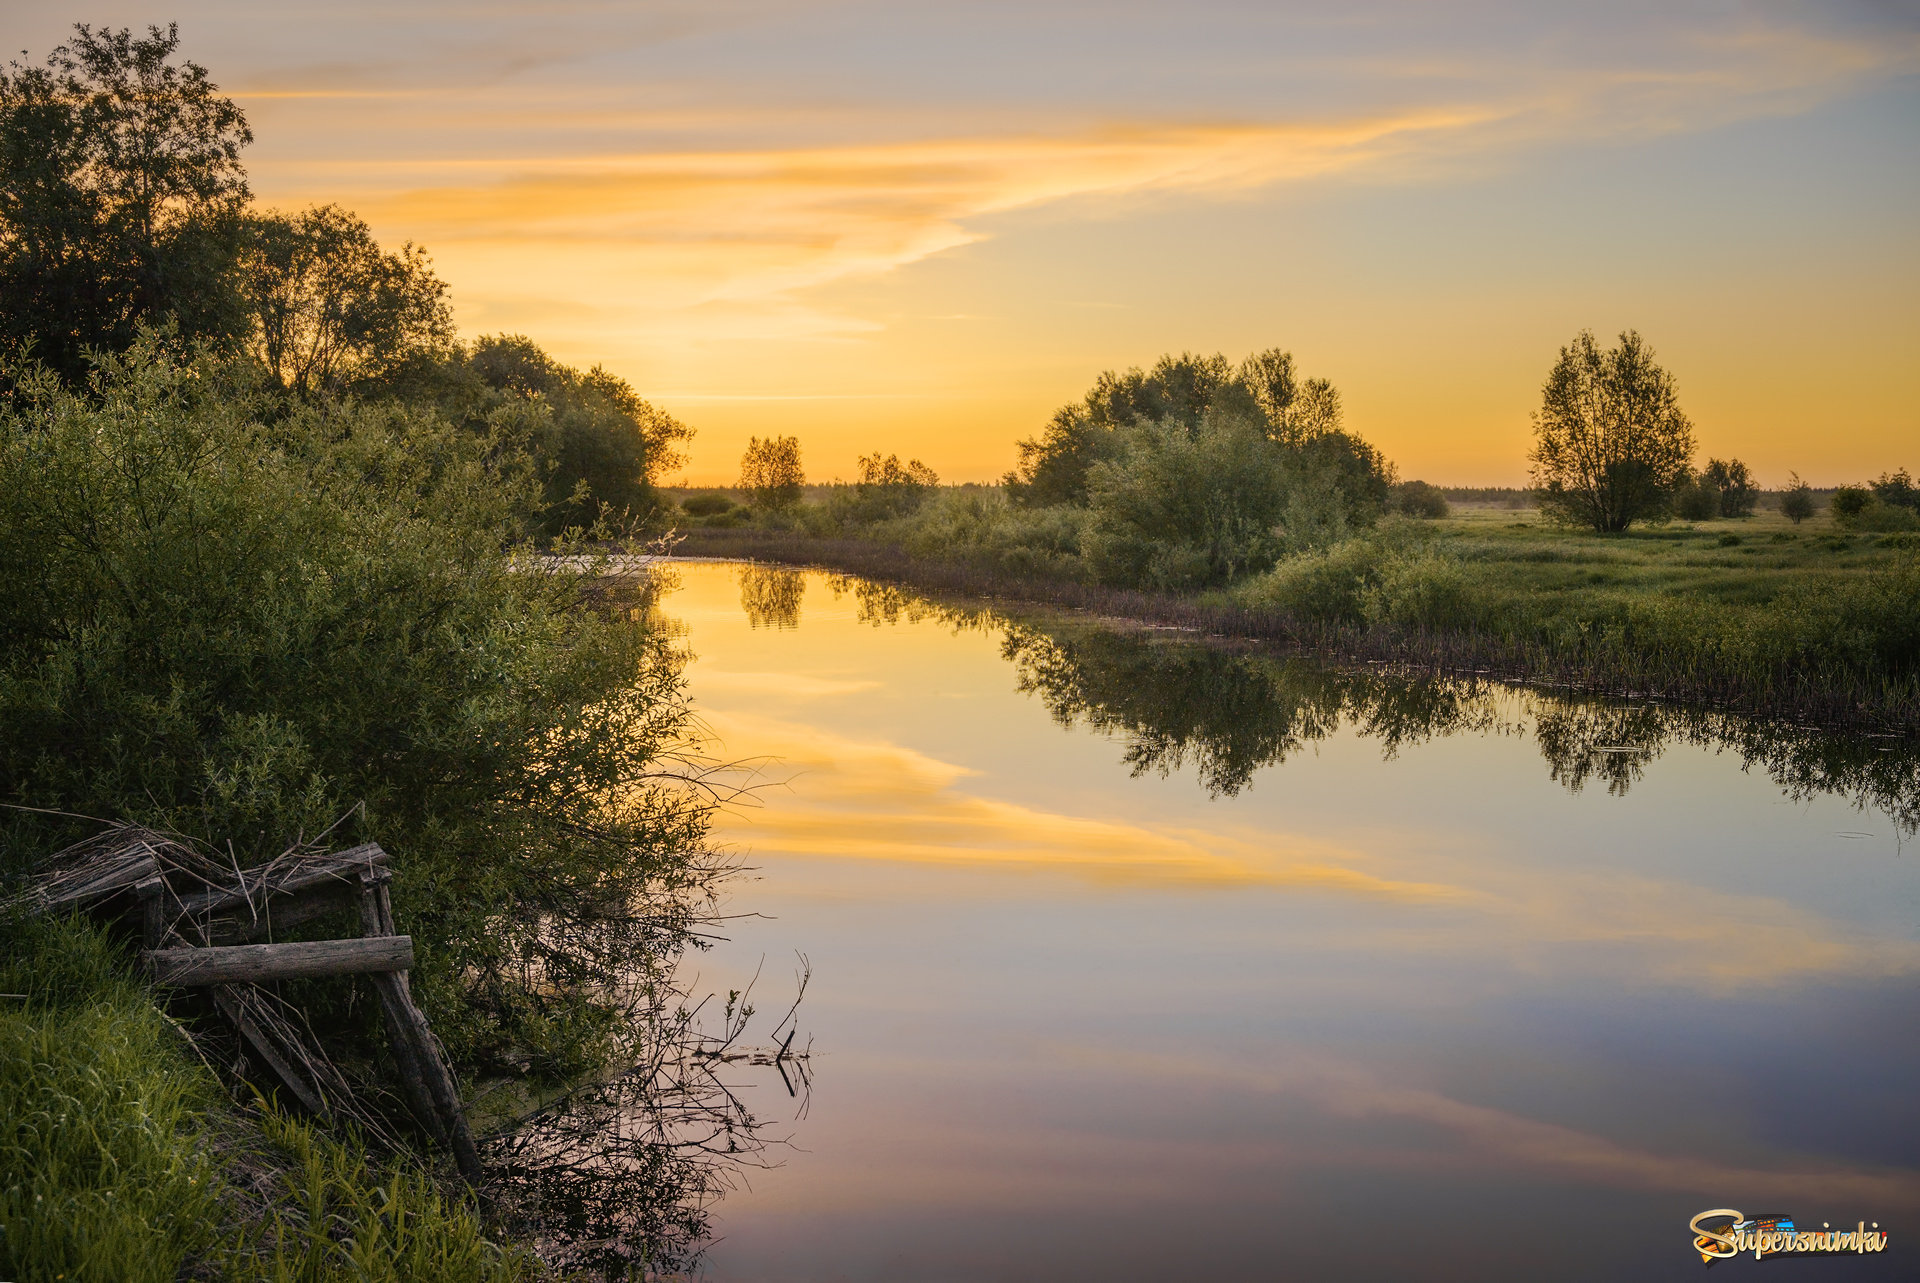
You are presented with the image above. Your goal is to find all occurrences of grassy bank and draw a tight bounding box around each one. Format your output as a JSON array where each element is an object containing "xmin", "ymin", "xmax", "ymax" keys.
[
  {"xmin": 669, "ymin": 502, "xmax": 1920, "ymax": 731},
  {"xmin": 0, "ymin": 912, "xmax": 525, "ymax": 1283}
]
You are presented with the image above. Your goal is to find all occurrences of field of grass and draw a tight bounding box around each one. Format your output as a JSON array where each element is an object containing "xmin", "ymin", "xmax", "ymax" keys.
[{"xmin": 672, "ymin": 499, "xmax": 1919, "ymax": 730}]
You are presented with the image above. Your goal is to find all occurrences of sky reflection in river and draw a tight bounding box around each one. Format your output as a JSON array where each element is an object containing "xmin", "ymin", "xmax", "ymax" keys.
[{"xmin": 665, "ymin": 562, "xmax": 1918, "ymax": 1281}]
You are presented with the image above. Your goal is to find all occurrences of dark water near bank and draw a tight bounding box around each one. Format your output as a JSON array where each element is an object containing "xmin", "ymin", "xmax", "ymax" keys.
[{"xmin": 663, "ymin": 562, "xmax": 1919, "ymax": 1281}]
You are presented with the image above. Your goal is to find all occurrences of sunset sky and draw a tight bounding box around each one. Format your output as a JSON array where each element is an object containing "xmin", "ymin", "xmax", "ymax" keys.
[{"xmin": 12, "ymin": 1, "xmax": 1918, "ymax": 484}]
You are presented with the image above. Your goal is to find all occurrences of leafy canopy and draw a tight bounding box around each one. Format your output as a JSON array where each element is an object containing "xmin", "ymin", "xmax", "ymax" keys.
[
  {"xmin": 1529, "ymin": 329, "xmax": 1695, "ymax": 532},
  {"xmin": 0, "ymin": 24, "xmax": 251, "ymax": 380}
]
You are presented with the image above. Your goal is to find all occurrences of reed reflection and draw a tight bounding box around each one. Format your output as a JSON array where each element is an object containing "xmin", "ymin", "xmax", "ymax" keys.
[
  {"xmin": 1000, "ymin": 620, "xmax": 1919, "ymax": 832},
  {"xmin": 803, "ymin": 573, "xmax": 1920, "ymax": 834}
]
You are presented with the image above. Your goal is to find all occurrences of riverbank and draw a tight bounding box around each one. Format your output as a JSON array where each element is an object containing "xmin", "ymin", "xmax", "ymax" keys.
[
  {"xmin": 0, "ymin": 912, "xmax": 526, "ymax": 1282},
  {"xmin": 667, "ymin": 506, "xmax": 1919, "ymax": 731}
]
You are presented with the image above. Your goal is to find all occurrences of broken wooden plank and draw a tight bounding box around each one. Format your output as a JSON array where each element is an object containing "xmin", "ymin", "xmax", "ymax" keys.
[
  {"xmin": 211, "ymin": 986, "xmax": 330, "ymax": 1117},
  {"xmin": 146, "ymin": 935, "xmax": 413, "ymax": 986},
  {"xmin": 172, "ymin": 844, "xmax": 389, "ymax": 920},
  {"xmin": 42, "ymin": 851, "xmax": 159, "ymax": 912}
]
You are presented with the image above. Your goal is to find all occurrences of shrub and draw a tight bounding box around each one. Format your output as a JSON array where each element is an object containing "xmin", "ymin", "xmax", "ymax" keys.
[
  {"xmin": 0, "ymin": 340, "xmax": 712, "ymax": 1076},
  {"xmin": 1831, "ymin": 486, "xmax": 1872, "ymax": 519},
  {"xmin": 1674, "ymin": 478, "xmax": 1720, "ymax": 521},
  {"xmin": 680, "ymin": 491, "xmax": 735, "ymax": 517},
  {"xmin": 1781, "ymin": 474, "xmax": 1815, "ymax": 524},
  {"xmin": 1393, "ymin": 479, "xmax": 1450, "ymax": 519},
  {"xmin": 1872, "ymin": 468, "xmax": 1918, "ymax": 512},
  {"xmin": 1360, "ymin": 549, "xmax": 1478, "ymax": 631},
  {"xmin": 1235, "ymin": 537, "xmax": 1388, "ymax": 625},
  {"xmin": 1081, "ymin": 414, "xmax": 1291, "ymax": 589},
  {"xmin": 1834, "ymin": 499, "xmax": 1920, "ymax": 533}
]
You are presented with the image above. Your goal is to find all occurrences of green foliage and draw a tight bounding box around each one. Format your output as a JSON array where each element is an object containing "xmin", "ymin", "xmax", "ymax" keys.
[
  {"xmin": 407, "ymin": 334, "xmax": 692, "ymax": 537},
  {"xmin": 739, "ymin": 434, "xmax": 804, "ymax": 509},
  {"xmin": 0, "ymin": 912, "xmax": 526, "ymax": 1282},
  {"xmin": 680, "ymin": 491, "xmax": 736, "ymax": 518},
  {"xmin": 1871, "ymin": 468, "xmax": 1918, "ymax": 512},
  {"xmin": 1082, "ymin": 413, "xmax": 1294, "ymax": 590},
  {"xmin": 994, "ymin": 346, "xmax": 1394, "ymax": 589},
  {"xmin": 1701, "ymin": 457, "xmax": 1757, "ymax": 517},
  {"xmin": 897, "ymin": 487, "xmax": 1089, "ymax": 579},
  {"xmin": 1005, "ymin": 347, "xmax": 1373, "ymax": 509},
  {"xmin": 1831, "ymin": 486, "xmax": 1871, "ymax": 519},
  {"xmin": 0, "ymin": 912, "xmax": 224, "ymax": 1282},
  {"xmin": 1781, "ymin": 473, "xmax": 1815, "ymax": 524},
  {"xmin": 0, "ymin": 24, "xmax": 253, "ymax": 383},
  {"xmin": 0, "ymin": 339, "xmax": 711, "ymax": 1076},
  {"xmin": 240, "ymin": 204, "xmax": 452, "ymax": 397},
  {"xmin": 1235, "ymin": 513, "xmax": 1920, "ymax": 711},
  {"xmin": 1530, "ymin": 329, "xmax": 1695, "ymax": 532},
  {"xmin": 1393, "ymin": 479, "xmax": 1451, "ymax": 519}
]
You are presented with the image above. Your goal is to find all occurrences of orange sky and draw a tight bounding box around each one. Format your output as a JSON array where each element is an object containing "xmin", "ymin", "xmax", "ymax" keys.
[{"xmin": 16, "ymin": 2, "xmax": 1920, "ymax": 484}]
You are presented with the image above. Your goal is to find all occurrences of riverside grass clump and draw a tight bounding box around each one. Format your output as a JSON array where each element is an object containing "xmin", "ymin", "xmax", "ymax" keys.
[
  {"xmin": 0, "ymin": 911, "xmax": 525, "ymax": 1283},
  {"xmin": 0, "ymin": 338, "xmax": 721, "ymax": 1083}
]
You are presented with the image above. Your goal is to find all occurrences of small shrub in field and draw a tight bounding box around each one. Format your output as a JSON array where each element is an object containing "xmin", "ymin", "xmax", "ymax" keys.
[
  {"xmin": 1235, "ymin": 537, "xmax": 1386, "ymax": 625},
  {"xmin": 1781, "ymin": 474, "xmax": 1815, "ymax": 524},
  {"xmin": 1674, "ymin": 479, "xmax": 1720, "ymax": 521},
  {"xmin": 1831, "ymin": 486, "xmax": 1872, "ymax": 520},
  {"xmin": 1834, "ymin": 496, "xmax": 1920, "ymax": 533},
  {"xmin": 1360, "ymin": 550, "xmax": 1478, "ymax": 631}
]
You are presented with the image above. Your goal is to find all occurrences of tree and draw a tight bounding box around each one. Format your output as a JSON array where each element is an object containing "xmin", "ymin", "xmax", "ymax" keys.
[
  {"xmin": 1781, "ymin": 472, "xmax": 1814, "ymax": 524},
  {"xmin": 241, "ymin": 205, "xmax": 451, "ymax": 396},
  {"xmin": 1006, "ymin": 348, "xmax": 1369, "ymax": 506},
  {"xmin": 457, "ymin": 334, "xmax": 692, "ymax": 533},
  {"xmin": 0, "ymin": 25, "xmax": 252, "ymax": 382},
  {"xmin": 739, "ymin": 435, "xmax": 804, "ymax": 509},
  {"xmin": 1529, "ymin": 329, "xmax": 1695, "ymax": 532},
  {"xmin": 1701, "ymin": 457, "xmax": 1756, "ymax": 517}
]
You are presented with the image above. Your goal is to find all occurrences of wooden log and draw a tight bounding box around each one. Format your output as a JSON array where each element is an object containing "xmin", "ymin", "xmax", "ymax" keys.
[
  {"xmin": 370, "ymin": 969, "xmax": 482, "ymax": 1181},
  {"xmin": 211, "ymin": 986, "xmax": 329, "ymax": 1118},
  {"xmin": 146, "ymin": 936, "xmax": 413, "ymax": 986},
  {"xmin": 135, "ymin": 875, "xmax": 168, "ymax": 949}
]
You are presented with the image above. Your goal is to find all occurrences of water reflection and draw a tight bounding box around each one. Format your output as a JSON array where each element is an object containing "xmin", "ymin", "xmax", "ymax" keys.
[
  {"xmin": 996, "ymin": 618, "xmax": 1919, "ymax": 834},
  {"xmin": 739, "ymin": 564, "xmax": 806, "ymax": 631},
  {"xmin": 680, "ymin": 564, "xmax": 1918, "ymax": 1281}
]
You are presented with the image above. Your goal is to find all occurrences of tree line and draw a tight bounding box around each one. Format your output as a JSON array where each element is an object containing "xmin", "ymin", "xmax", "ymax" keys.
[{"xmin": 1, "ymin": 23, "xmax": 690, "ymax": 536}]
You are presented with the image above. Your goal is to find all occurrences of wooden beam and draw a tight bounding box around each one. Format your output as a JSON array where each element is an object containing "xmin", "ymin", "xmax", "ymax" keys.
[
  {"xmin": 173, "ymin": 844, "xmax": 389, "ymax": 920},
  {"xmin": 146, "ymin": 936, "xmax": 413, "ymax": 986}
]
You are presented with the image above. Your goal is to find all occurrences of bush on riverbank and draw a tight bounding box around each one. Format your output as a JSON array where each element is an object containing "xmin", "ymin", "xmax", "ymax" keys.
[{"xmin": 0, "ymin": 340, "xmax": 715, "ymax": 1079}]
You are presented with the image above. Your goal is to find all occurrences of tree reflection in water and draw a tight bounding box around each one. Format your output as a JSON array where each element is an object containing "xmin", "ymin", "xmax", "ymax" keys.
[{"xmin": 999, "ymin": 619, "xmax": 1919, "ymax": 833}]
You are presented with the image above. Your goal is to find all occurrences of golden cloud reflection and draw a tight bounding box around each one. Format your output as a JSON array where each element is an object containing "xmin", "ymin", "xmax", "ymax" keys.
[{"xmin": 698, "ymin": 705, "xmax": 1920, "ymax": 991}]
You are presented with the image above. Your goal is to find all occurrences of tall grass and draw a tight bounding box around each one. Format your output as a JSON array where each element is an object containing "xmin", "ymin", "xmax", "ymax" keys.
[{"xmin": 0, "ymin": 911, "xmax": 526, "ymax": 1282}]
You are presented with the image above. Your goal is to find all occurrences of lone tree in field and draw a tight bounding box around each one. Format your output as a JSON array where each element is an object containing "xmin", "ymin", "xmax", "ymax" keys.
[
  {"xmin": 739, "ymin": 434, "xmax": 804, "ymax": 509},
  {"xmin": 1529, "ymin": 329, "xmax": 1695, "ymax": 532}
]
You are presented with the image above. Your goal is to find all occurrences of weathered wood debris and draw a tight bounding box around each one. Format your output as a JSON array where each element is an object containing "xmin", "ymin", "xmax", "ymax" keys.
[{"xmin": 24, "ymin": 824, "xmax": 481, "ymax": 1181}]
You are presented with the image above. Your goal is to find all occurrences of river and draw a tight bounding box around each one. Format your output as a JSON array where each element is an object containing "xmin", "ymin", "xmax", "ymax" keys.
[{"xmin": 655, "ymin": 560, "xmax": 1917, "ymax": 1280}]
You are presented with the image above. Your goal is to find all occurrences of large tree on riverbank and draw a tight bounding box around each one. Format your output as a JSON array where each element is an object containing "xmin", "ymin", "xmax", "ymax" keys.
[{"xmin": 1529, "ymin": 329, "xmax": 1695, "ymax": 532}]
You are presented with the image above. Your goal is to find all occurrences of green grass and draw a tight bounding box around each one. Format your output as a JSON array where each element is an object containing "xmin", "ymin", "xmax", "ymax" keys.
[
  {"xmin": 0, "ymin": 912, "xmax": 528, "ymax": 1283},
  {"xmin": 674, "ymin": 498, "xmax": 1919, "ymax": 729}
]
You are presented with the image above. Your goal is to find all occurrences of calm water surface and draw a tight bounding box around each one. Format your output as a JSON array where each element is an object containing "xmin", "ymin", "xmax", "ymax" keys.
[{"xmin": 660, "ymin": 562, "xmax": 1918, "ymax": 1281}]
